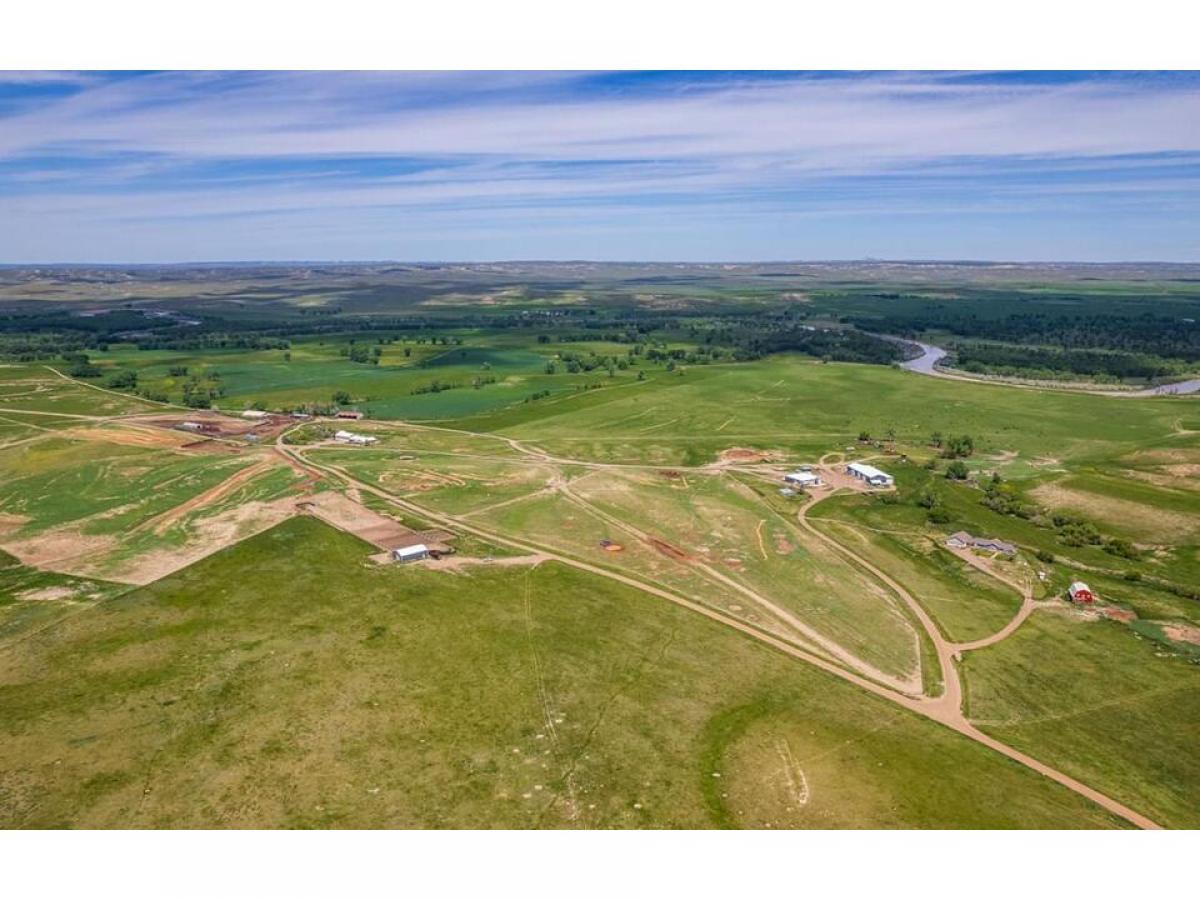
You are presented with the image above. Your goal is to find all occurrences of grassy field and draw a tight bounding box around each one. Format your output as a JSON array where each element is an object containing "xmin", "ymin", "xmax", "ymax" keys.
[
  {"xmin": 0, "ymin": 517, "xmax": 1125, "ymax": 829},
  {"xmin": 0, "ymin": 365, "xmax": 162, "ymax": 417},
  {"xmin": 453, "ymin": 356, "xmax": 1192, "ymax": 468},
  {"xmin": 962, "ymin": 611, "xmax": 1200, "ymax": 829},
  {"xmin": 3, "ymin": 321, "xmax": 1199, "ymax": 828},
  {"xmin": 81, "ymin": 334, "xmax": 646, "ymax": 420}
]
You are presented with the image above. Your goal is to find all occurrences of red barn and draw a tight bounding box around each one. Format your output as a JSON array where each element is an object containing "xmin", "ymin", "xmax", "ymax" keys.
[{"xmin": 1068, "ymin": 581, "xmax": 1096, "ymax": 604}]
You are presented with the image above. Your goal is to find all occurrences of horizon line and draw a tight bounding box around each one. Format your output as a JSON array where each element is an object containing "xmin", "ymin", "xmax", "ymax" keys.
[{"xmin": 4, "ymin": 258, "xmax": 1200, "ymax": 268}]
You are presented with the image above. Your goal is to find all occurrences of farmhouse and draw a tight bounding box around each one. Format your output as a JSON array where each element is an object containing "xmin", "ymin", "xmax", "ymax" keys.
[
  {"xmin": 392, "ymin": 543, "xmax": 429, "ymax": 563},
  {"xmin": 334, "ymin": 429, "xmax": 377, "ymax": 446},
  {"xmin": 846, "ymin": 462, "xmax": 894, "ymax": 487},
  {"xmin": 336, "ymin": 410, "xmax": 365, "ymax": 420},
  {"xmin": 1068, "ymin": 581, "xmax": 1096, "ymax": 604},
  {"xmin": 784, "ymin": 470, "xmax": 822, "ymax": 488},
  {"xmin": 946, "ymin": 531, "xmax": 1017, "ymax": 555}
]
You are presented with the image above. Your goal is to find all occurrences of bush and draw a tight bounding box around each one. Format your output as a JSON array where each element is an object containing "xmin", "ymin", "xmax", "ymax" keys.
[
  {"xmin": 941, "ymin": 434, "xmax": 975, "ymax": 459},
  {"xmin": 945, "ymin": 460, "xmax": 969, "ymax": 480},
  {"xmin": 105, "ymin": 370, "xmax": 138, "ymax": 390},
  {"xmin": 1035, "ymin": 548, "xmax": 1056, "ymax": 564},
  {"xmin": 1104, "ymin": 538, "xmax": 1140, "ymax": 560}
]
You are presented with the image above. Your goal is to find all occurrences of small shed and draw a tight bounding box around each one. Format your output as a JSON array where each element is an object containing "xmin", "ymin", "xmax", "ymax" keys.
[{"xmin": 393, "ymin": 543, "xmax": 430, "ymax": 563}]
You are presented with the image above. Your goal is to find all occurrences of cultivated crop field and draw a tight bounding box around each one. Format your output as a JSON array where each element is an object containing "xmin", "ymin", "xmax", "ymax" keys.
[{"xmin": 2, "ymin": 265, "xmax": 1199, "ymax": 829}]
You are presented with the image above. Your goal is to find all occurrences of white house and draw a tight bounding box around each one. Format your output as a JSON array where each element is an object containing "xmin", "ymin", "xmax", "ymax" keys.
[
  {"xmin": 392, "ymin": 543, "xmax": 429, "ymax": 563},
  {"xmin": 846, "ymin": 462, "xmax": 894, "ymax": 487},
  {"xmin": 784, "ymin": 470, "xmax": 822, "ymax": 488},
  {"xmin": 334, "ymin": 429, "xmax": 378, "ymax": 446}
]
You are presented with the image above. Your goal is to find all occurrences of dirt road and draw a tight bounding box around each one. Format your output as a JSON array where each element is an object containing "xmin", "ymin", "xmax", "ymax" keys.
[{"xmin": 279, "ymin": 433, "xmax": 1160, "ymax": 829}]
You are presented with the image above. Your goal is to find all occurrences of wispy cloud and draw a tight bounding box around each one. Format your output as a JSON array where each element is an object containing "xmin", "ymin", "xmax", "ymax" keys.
[{"xmin": 1, "ymin": 71, "xmax": 1198, "ymax": 261}]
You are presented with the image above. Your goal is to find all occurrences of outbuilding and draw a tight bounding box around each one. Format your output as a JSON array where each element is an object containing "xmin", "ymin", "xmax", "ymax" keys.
[
  {"xmin": 241, "ymin": 409, "xmax": 268, "ymax": 419},
  {"xmin": 846, "ymin": 462, "xmax": 894, "ymax": 487},
  {"xmin": 334, "ymin": 429, "xmax": 378, "ymax": 446},
  {"xmin": 393, "ymin": 543, "xmax": 430, "ymax": 563},
  {"xmin": 784, "ymin": 470, "xmax": 822, "ymax": 488},
  {"xmin": 1068, "ymin": 581, "xmax": 1096, "ymax": 604}
]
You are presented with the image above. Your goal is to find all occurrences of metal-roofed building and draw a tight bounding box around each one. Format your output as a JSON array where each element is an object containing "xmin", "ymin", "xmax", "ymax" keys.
[
  {"xmin": 846, "ymin": 462, "xmax": 894, "ymax": 487},
  {"xmin": 392, "ymin": 543, "xmax": 430, "ymax": 563}
]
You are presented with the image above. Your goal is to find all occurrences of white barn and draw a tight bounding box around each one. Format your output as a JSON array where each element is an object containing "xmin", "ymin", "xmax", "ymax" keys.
[
  {"xmin": 334, "ymin": 429, "xmax": 378, "ymax": 446},
  {"xmin": 846, "ymin": 462, "xmax": 894, "ymax": 487},
  {"xmin": 784, "ymin": 470, "xmax": 822, "ymax": 488},
  {"xmin": 392, "ymin": 543, "xmax": 430, "ymax": 563}
]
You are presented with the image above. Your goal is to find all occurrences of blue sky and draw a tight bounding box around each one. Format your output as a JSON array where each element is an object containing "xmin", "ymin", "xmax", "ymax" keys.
[{"xmin": 1, "ymin": 70, "xmax": 1198, "ymax": 262}]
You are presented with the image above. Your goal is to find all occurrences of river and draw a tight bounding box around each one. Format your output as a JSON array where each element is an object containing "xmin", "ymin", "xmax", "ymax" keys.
[{"xmin": 893, "ymin": 338, "xmax": 1200, "ymax": 396}]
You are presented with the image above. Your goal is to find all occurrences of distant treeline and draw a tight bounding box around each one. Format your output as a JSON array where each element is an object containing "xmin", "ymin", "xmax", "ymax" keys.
[
  {"xmin": 949, "ymin": 342, "xmax": 1183, "ymax": 382},
  {"xmin": 1, "ymin": 304, "xmax": 904, "ymax": 370},
  {"xmin": 694, "ymin": 320, "xmax": 903, "ymax": 365},
  {"xmin": 847, "ymin": 305, "xmax": 1200, "ymax": 362}
]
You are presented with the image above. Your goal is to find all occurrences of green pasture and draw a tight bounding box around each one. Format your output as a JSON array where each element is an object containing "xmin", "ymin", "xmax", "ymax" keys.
[
  {"xmin": 86, "ymin": 334, "xmax": 646, "ymax": 420},
  {"xmin": 0, "ymin": 517, "xmax": 1124, "ymax": 828},
  {"xmin": 569, "ymin": 469, "xmax": 923, "ymax": 685},
  {"xmin": 0, "ymin": 437, "xmax": 252, "ymax": 538},
  {"xmin": 455, "ymin": 356, "xmax": 1191, "ymax": 470},
  {"xmin": 0, "ymin": 365, "xmax": 159, "ymax": 417},
  {"xmin": 962, "ymin": 611, "xmax": 1200, "ymax": 829}
]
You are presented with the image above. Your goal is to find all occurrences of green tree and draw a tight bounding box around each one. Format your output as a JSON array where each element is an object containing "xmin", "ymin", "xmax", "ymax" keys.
[{"xmin": 945, "ymin": 460, "xmax": 969, "ymax": 480}]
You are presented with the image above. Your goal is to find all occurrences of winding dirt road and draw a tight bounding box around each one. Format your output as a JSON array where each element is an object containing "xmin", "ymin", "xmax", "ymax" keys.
[{"xmin": 278, "ymin": 428, "xmax": 1161, "ymax": 829}]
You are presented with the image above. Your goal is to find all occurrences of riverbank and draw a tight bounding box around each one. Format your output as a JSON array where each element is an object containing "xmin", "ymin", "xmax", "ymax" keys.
[{"xmin": 886, "ymin": 337, "xmax": 1200, "ymax": 397}]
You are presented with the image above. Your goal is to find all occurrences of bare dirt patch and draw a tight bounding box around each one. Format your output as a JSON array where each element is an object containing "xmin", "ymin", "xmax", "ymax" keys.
[
  {"xmin": 17, "ymin": 585, "xmax": 78, "ymax": 602},
  {"xmin": 104, "ymin": 497, "xmax": 299, "ymax": 585},
  {"xmin": 60, "ymin": 425, "xmax": 193, "ymax": 450},
  {"xmin": 718, "ymin": 447, "xmax": 782, "ymax": 464},
  {"xmin": 647, "ymin": 536, "xmax": 693, "ymax": 562},
  {"xmin": 1162, "ymin": 623, "xmax": 1200, "ymax": 646},
  {"xmin": 424, "ymin": 553, "xmax": 548, "ymax": 572},
  {"xmin": 140, "ymin": 459, "xmax": 278, "ymax": 536},
  {"xmin": 2, "ymin": 528, "xmax": 118, "ymax": 572},
  {"xmin": 300, "ymin": 491, "xmax": 432, "ymax": 551},
  {"xmin": 179, "ymin": 438, "xmax": 244, "ymax": 455},
  {"xmin": 0, "ymin": 512, "xmax": 30, "ymax": 538}
]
